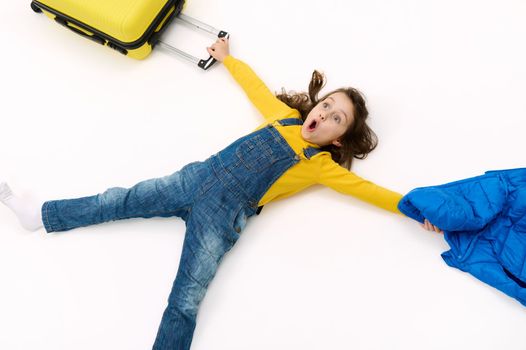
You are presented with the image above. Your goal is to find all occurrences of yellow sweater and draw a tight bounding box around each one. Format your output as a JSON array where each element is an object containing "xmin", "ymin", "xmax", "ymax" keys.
[{"xmin": 223, "ymin": 55, "xmax": 402, "ymax": 214}]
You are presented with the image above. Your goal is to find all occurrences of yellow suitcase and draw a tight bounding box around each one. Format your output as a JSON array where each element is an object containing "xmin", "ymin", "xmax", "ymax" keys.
[{"xmin": 30, "ymin": 0, "xmax": 228, "ymax": 69}]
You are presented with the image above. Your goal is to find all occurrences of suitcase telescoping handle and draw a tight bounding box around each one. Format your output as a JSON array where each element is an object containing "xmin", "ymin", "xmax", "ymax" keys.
[{"xmin": 156, "ymin": 14, "xmax": 229, "ymax": 70}]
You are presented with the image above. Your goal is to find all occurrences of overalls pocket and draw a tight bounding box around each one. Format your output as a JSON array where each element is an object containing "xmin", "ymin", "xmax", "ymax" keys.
[
  {"xmin": 198, "ymin": 174, "xmax": 218, "ymax": 197},
  {"xmin": 235, "ymin": 134, "xmax": 276, "ymax": 171}
]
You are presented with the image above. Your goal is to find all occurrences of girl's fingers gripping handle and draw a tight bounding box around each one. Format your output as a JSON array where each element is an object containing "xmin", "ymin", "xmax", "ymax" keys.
[{"xmin": 199, "ymin": 31, "xmax": 230, "ymax": 70}]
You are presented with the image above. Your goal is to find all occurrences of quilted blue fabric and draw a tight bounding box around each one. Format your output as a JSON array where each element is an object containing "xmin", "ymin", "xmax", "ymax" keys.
[{"xmin": 398, "ymin": 168, "xmax": 526, "ymax": 306}]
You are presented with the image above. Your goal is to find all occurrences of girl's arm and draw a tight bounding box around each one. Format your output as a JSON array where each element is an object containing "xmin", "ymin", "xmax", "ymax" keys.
[
  {"xmin": 207, "ymin": 38, "xmax": 298, "ymax": 122},
  {"xmin": 318, "ymin": 157, "xmax": 444, "ymax": 232},
  {"xmin": 317, "ymin": 156, "xmax": 403, "ymax": 214}
]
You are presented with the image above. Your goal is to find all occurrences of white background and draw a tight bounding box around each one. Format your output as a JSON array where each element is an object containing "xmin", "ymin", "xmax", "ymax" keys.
[{"xmin": 1, "ymin": 0, "xmax": 526, "ymax": 349}]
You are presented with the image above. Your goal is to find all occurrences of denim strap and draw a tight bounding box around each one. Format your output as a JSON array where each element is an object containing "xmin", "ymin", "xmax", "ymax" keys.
[
  {"xmin": 277, "ymin": 118, "xmax": 303, "ymax": 126},
  {"xmin": 303, "ymin": 147, "xmax": 322, "ymax": 159},
  {"xmin": 276, "ymin": 118, "xmax": 322, "ymax": 159}
]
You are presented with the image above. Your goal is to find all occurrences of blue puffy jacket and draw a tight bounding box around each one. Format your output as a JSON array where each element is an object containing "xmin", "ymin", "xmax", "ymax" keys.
[{"xmin": 398, "ymin": 168, "xmax": 526, "ymax": 306}]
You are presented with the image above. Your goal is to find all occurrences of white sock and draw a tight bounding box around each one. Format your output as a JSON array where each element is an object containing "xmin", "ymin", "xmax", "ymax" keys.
[{"xmin": 0, "ymin": 182, "xmax": 44, "ymax": 232}]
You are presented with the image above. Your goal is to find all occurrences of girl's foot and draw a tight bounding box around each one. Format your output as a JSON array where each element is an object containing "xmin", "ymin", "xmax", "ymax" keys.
[{"xmin": 0, "ymin": 182, "xmax": 44, "ymax": 232}]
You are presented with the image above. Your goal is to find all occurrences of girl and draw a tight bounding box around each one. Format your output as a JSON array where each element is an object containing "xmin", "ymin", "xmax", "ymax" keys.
[{"xmin": 0, "ymin": 38, "xmax": 440, "ymax": 349}]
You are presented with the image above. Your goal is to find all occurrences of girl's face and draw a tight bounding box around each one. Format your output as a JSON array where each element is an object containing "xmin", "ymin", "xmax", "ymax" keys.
[{"xmin": 301, "ymin": 92, "xmax": 354, "ymax": 147}]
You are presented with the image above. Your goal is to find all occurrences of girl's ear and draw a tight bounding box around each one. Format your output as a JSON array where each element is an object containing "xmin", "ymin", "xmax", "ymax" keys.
[{"xmin": 332, "ymin": 139, "xmax": 342, "ymax": 147}]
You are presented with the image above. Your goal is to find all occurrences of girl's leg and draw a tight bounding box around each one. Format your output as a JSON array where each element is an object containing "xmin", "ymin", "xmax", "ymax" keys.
[
  {"xmin": 42, "ymin": 163, "xmax": 208, "ymax": 233},
  {"xmin": 152, "ymin": 205, "xmax": 244, "ymax": 350}
]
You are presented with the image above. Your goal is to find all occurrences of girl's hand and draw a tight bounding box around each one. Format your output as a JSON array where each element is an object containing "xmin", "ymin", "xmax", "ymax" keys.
[
  {"xmin": 206, "ymin": 37, "xmax": 230, "ymax": 62},
  {"xmin": 422, "ymin": 219, "xmax": 443, "ymax": 234}
]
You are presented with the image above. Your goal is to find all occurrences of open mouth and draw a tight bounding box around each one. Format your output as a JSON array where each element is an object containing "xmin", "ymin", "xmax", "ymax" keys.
[{"xmin": 307, "ymin": 120, "xmax": 317, "ymax": 131}]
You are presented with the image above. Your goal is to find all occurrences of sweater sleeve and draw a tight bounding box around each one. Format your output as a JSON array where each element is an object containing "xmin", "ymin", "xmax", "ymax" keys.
[
  {"xmin": 317, "ymin": 156, "xmax": 403, "ymax": 214},
  {"xmin": 223, "ymin": 55, "xmax": 297, "ymax": 122}
]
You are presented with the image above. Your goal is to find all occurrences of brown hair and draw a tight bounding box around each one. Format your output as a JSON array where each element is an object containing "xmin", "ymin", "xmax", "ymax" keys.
[{"xmin": 276, "ymin": 70, "xmax": 378, "ymax": 169}]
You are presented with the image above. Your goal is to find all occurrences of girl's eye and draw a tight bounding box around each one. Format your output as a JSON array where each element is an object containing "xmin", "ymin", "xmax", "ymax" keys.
[
  {"xmin": 333, "ymin": 115, "xmax": 341, "ymax": 123},
  {"xmin": 322, "ymin": 102, "xmax": 329, "ymax": 109}
]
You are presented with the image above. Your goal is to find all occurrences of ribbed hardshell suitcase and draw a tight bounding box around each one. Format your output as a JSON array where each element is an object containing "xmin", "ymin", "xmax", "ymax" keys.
[{"xmin": 30, "ymin": 0, "xmax": 227, "ymax": 69}]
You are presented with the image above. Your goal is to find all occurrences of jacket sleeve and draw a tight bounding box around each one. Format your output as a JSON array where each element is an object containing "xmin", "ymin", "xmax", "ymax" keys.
[
  {"xmin": 397, "ymin": 174, "xmax": 506, "ymax": 230},
  {"xmin": 317, "ymin": 155, "xmax": 403, "ymax": 214},
  {"xmin": 223, "ymin": 55, "xmax": 298, "ymax": 122}
]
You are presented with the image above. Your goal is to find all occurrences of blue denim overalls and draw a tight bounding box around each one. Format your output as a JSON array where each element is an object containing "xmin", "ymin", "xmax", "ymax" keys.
[{"xmin": 41, "ymin": 118, "xmax": 321, "ymax": 350}]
